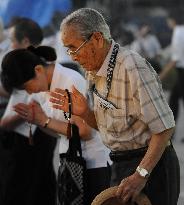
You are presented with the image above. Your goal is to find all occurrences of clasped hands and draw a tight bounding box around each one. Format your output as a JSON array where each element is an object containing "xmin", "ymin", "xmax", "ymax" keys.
[
  {"xmin": 13, "ymin": 85, "xmax": 90, "ymax": 125},
  {"xmin": 13, "ymin": 101, "xmax": 47, "ymax": 127},
  {"xmin": 13, "ymin": 97, "xmax": 92, "ymax": 140}
]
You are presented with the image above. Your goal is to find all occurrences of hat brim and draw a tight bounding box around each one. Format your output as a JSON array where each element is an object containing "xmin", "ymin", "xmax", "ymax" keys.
[{"xmin": 91, "ymin": 186, "xmax": 152, "ymax": 205}]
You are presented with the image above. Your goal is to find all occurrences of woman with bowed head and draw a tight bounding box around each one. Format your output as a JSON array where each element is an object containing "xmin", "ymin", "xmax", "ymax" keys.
[
  {"xmin": 1, "ymin": 45, "xmax": 111, "ymax": 205},
  {"xmin": 0, "ymin": 18, "xmax": 57, "ymax": 205}
]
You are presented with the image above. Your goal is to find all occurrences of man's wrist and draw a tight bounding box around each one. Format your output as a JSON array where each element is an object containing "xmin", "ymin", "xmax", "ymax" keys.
[
  {"xmin": 81, "ymin": 107, "xmax": 98, "ymax": 130},
  {"xmin": 136, "ymin": 166, "xmax": 150, "ymax": 178},
  {"xmin": 81, "ymin": 107, "xmax": 90, "ymax": 121}
]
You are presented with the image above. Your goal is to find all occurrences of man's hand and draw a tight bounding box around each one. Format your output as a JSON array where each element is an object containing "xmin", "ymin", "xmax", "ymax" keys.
[
  {"xmin": 50, "ymin": 86, "xmax": 98, "ymax": 130},
  {"xmin": 116, "ymin": 172, "xmax": 147, "ymax": 203},
  {"xmin": 50, "ymin": 86, "xmax": 88, "ymax": 117}
]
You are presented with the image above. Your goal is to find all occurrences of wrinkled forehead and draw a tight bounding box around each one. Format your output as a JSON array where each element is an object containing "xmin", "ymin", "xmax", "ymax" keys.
[{"xmin": 60, "ymin": 25, "xmax": 83, "ymax": 45}]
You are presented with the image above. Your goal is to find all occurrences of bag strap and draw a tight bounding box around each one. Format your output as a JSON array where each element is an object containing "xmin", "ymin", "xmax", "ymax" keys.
[
  {"xmin": 69, "ymin": 124, "xmax": 83, "ymax": 157},
  {"xmin": 93, "ymin": 43, "xmax": 119, "ymax": 100},
  {"xmin": 64, "ymin": 89, "xmax": 83, "ymax": 157}
]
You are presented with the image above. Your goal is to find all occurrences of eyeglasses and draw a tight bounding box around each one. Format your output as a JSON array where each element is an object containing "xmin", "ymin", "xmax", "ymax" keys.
[{"xmin": 67, "ymin": 34, "xmax": 92, "ymax": 56}]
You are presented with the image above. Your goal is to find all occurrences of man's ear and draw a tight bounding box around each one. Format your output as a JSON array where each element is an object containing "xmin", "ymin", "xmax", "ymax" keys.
[
  {"xmin": 92, "ymin": 32, "xmax": 104, "ymax": 48},
  {"xmin": 34, "ymin": 65, "xmax": 44, "ymax": 74}
]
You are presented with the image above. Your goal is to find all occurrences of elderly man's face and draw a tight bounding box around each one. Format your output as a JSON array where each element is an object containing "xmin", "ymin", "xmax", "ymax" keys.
[{"xmin": 61, "ymin": 25, "xmax": 105, "ymax": 72}]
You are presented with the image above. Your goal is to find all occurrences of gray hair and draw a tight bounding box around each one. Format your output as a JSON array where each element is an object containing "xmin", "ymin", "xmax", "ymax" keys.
[{"xmin": 61, "ymin": 8, "xmax": 111, "ymax": 41}]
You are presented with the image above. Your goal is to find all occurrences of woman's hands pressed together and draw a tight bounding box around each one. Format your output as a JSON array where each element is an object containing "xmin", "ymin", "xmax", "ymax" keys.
[{"xmin": 13, "ymin": 101, "xmax": 48, "ymax": 127}]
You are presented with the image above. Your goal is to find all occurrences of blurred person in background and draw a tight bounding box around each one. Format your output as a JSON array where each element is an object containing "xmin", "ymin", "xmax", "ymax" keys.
[
  {"xmin": 1, "ymin": 45, "xmax": 111, "ymax": 205},
  {"xmin": 0, "ymin": 18, "xmax": 11, "ymax": 117},
  {"xmin": 160, "ymin": 8, "xmax": 184, "ymax": 142},
  {"xmin": 131, "ymin": 22, "xmax": 162, "ymax": 74},
  {"xmin": 50, "ymin": 8, "xmax": 180, "ymax": 205},
  {"xmin": 0, "ymin": 18, "xmax": 56, "ymax": 205}
]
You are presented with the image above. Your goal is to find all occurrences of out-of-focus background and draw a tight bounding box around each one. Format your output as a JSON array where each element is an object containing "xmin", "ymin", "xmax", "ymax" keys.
[{"xmin": 0, "ymin": 1, "xmax": 183, "ymax": 204}]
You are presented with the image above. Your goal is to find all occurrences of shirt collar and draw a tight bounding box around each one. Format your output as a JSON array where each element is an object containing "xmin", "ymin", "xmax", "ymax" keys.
[{"xmin": 96, "ymin": 40, "xmax": 116, "ymax": 77}]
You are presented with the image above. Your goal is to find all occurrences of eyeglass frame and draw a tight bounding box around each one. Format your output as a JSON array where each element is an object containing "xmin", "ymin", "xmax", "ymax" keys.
[{"xmin": 67, "ymin": 34, "xmax": 93, "ymax": 56}]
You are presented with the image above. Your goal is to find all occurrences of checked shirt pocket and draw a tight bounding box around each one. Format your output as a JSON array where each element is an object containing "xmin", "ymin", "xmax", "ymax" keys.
[{"xmin": 106, "ymin": 108, "xmax": 136, "ymax": 138}]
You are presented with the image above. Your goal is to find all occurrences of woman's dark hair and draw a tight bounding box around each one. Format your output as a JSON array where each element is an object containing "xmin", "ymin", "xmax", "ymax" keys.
[{"xmin": 1, "ymin": 46, "xmax": 56, "ymax": 93}]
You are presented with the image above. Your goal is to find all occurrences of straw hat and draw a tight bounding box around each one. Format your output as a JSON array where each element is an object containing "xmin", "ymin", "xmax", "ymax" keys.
[{"xmin": 91, "ymin": 186, "xmax": 151, "ymax": 205}]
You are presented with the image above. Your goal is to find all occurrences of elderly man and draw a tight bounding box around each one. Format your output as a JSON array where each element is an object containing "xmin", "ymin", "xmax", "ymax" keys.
[{"xmin": 50, "ymin": 8, "xmax": 180, "ymax": 205}]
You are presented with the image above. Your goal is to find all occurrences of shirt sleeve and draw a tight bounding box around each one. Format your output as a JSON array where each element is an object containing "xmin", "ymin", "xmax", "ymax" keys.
[{"xmin": 126, "ymin": 54, "xmax": 175, "ymax": 134}]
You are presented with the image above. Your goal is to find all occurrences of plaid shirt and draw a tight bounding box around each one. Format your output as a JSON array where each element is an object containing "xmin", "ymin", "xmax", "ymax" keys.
[{"xmin": 88, "ymin": 41, "xmax": 175, "ymax": 151}]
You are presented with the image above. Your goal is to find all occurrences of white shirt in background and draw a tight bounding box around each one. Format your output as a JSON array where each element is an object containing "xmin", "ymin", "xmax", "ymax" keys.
[
  {"xmin": 131, "ymin": 34, "xmax": 161, "ymax": 59},
  {"xmin": 171, "ymin": 25, "xmax": 184, "ymax": 68}
]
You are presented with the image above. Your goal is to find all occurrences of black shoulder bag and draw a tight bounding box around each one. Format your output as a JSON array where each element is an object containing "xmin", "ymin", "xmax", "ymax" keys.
[{"xmin": 57, "ymin": 89, "xmax": 87, "ymax": 205}]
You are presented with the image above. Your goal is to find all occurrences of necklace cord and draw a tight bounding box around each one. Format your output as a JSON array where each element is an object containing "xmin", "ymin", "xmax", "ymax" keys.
[
  {"xmin": 93, "ymin": 43, "xmax": 119, "ymax": 110},
  {"xmin": 63, "ymin": 89, "xmax": 72, "ymax": 138}
]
